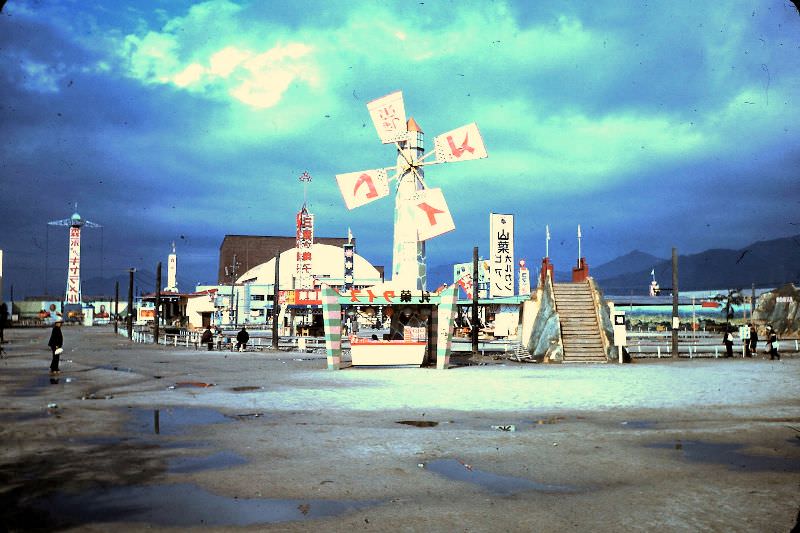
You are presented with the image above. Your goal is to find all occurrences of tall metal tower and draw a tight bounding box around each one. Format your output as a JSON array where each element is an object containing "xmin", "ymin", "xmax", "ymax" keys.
[{"xmin": 48, "ymin": 205, "xmax": 101, "ymax": 305}]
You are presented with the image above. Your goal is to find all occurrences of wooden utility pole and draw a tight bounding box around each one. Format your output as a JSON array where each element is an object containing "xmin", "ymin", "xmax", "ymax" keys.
[
  {"xmin": 127, "ymin": 268, "xmax": 134, "ymax": 340},
  {"xmin": 114, "ymin": 281, "xmax": 119, "ymax": 334},
  {"xmin": 671, "ymin": 247, "xmax": 679, "ymax": 359},
  {"xmin": 471, "ymin": 246, "xmax": 479, "ymax": 358},
  {"xmin": 154, "ymin": 262, "xmax": 162, "ymax": 344},
  {"xmin": 272, "ymin": 253, "xmax": 280, "ymax": 350}
]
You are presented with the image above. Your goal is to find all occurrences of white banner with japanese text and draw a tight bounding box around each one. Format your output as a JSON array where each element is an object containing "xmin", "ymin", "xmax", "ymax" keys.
[
  {"xmin": 490, "ymin": 213, "xmax": 514, "ymax": 298},
  {"xmin": 367, "ymin": 91, "xmax": 407, "ymax": 144},
  {"xmin": 66, "ymin": 226, "xmax": 81, "ymax": 304}
]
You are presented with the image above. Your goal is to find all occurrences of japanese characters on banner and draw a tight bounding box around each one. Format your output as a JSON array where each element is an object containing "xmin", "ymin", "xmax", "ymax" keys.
[
  {"xmin": 167, "ymin": 252, "xmax": 177, "ymax": 291},
  {"xmin": 295, "ymin": 206, "xmax": 315, "ymax": 290},
  {"xmin": 66, "ymin": 226, "xmax": 81, "ymax": 304},
  {"xmin": 335, "ymin": 168, "xmax": 390, "ymax": 210},
  {"xmin": 409, "ymin": 188, "xmax": 455, "ymax": 241},
  {"xmin": 434, "ymin": 123, "xmax": 488, "ymax": 163},
  {"xmin": 453, "ymin": 260, "xmax": 489, "ymax": 299},
  {"xmin": 367, "ymin": 91, "xmax": 407, "ymax": 144},
  {"xmin": 343, "ymin": 243, "xmax": 355, "ymax": 291},
  {"xmin": 490, "ymin": 213, "xmax": 514, "ymax": 298},
  {"xmin": 280, "ymin": 289, "xmax": 322, "ymax": 306},
  {"xmin": 518, "ymin": 259, "xmax": 531, "ymax": 296}
]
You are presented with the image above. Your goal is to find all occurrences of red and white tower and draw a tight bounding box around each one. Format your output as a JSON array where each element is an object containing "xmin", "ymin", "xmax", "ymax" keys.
[{"xmin": 48, "ymin": 207, "xmax": 101, "ymax": 305}]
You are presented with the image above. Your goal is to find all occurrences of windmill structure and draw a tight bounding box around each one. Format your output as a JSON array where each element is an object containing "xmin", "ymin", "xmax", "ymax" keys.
[
  {"xmin": 48, "ymin": 205, "xmax": 101, "ymax": 305},
  {"xmin": 335, "ymin": 91, "xmax": 487, "ymax": 290}
]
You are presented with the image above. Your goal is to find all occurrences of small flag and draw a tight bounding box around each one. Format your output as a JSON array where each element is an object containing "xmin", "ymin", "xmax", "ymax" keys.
[
  {"xmin": 650, "ymin": 269, "xmax": 655, "ymax": 276},
  {"xmin": 347, "ymin": 227, "xmax": 353, "ymax": 244},
  {"xmin": 577, "ymin": 224, "xmax": 582, "ymax": 238},
  {"xmin": 546, "ymin": 225, "xmax": 550, "ymax": 241}
]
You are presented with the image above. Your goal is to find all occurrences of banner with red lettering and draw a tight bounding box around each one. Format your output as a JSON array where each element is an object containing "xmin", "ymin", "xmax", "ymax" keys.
[
  {"xmin": 335, "ymin": 168, "xmax": 390, "ymax": 210},
  {"xmin": 433, "ymin": 122, "xmax": 488, "ymax": 163},
  {"xmin": 409, "ymin": 188, "xmax": 455, "ymax": 241},
  {"xmin": 367, "ymin": 91, "xmax": 407, "ymax": 144}
]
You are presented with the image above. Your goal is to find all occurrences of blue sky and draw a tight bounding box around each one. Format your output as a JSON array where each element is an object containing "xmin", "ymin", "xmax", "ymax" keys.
[{"xmin": 1, "ymin": 0, "xmax": 798, "ymax": 297}]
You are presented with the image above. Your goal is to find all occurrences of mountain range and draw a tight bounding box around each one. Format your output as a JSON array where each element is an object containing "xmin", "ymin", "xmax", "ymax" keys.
[
  {"xmin": 428, "ymin": 234, "xmax": 800, "ymax": 295},
  {"xmin": 591, "ymin": 235, "xmax": 800, "ymax": 294}
]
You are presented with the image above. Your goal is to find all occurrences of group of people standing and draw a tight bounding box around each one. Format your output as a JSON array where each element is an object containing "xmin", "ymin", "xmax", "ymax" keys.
[
  {"xmin": 200, "ymin": 326, "xmax": 250, "ymax": 352},
  {"xmin": 723, "ymin": 323, "xmax": 780, "ymax": 360}
]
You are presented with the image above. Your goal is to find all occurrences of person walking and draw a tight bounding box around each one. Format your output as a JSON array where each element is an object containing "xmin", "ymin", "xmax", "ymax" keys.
[
  {"xmin": 765, "ymin": 325, "xmax": 780, "ymax": 360},
  {"xmin": 748, "ymin": 324, "xmax": 759, "ymax": 358},
  {"xmin": 722, "ymin": 327, "xmax": 734, "ymax": 358},
  {"xmin": 201, "ymin": 327, "xmax": 213, "ymax": 351},
  {"xmin": 0, "ymin": 301, "xmax": 8, "ymax": 344},
  {"xmin": 236, "ymin": 326, "xmax": 250, "ymax": 352},
  {"xmin": 48, "ymin": 319, "xmax": 64, "ymax": 374}
]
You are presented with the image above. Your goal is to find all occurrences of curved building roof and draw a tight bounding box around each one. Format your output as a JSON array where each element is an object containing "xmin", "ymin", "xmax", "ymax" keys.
[{"xmin": 236, "ymin": 243, "xmax": 382, "ymax": 289}]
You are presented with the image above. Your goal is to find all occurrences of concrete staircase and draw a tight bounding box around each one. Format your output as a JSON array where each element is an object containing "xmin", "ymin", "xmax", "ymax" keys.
[{"xmin": 553, "ymin": 282, "xmax": 607, "ymax": 363}]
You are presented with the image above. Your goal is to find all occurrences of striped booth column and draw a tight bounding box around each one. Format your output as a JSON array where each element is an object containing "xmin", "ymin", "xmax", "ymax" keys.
[
  {"xmin": 321, "ymin": 286, "xmax": 343, "ymax": 370},
  {"xmin": 435, "ymin": 286, "xmax": 458, "ymax": 370}
]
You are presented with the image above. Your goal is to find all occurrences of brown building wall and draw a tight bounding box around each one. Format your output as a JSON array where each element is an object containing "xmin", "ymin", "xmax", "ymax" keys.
[{"xmin": 218, "ymin": 235, "xmax": 353, "ymax": 283}]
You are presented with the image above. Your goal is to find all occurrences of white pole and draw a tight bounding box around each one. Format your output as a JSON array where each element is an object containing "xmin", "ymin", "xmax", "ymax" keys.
[
  {"xmin": 618, "ymin": 345, "xmax": 623, "ymax": 364},
  {"xmin": 657, "ymin": 346, "xmax": 661, "ymax": 358}
]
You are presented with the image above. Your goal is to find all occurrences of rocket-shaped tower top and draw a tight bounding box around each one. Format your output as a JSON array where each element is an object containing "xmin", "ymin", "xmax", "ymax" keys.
[{"xmin": 48, "ymin": 205, "xmax": 101, "ymax": 305}]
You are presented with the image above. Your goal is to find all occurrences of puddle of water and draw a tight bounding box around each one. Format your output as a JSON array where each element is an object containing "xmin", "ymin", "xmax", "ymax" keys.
[
  {"xmin": 424, "ymin": 459, "xmax": 577, "ymax": 494},
  {"xmin": 621, "ymin": 420, "xmax": 656, "ymax": 429},
  {"xmin": 33, "ymin": 483, "xmax": 378, "ymax": 527},
  {"xmin": 125, "ymin": 407, "xmax": 232, "ymax": 436},
  {"xmin": 14, "ymin": 375, "xmax": 66, "ymax": 396},
  {"xmin": 171, "ymin": 382, "xmax": 215, "ymax": 389},
  {"xmin": 647, "ymin": 440, "xmax": 800, "ymax": 473},
  {"xmin": 397, "ymin": 420, "xmax": 438, "ymax": 427},
  {"xmin": 168, "ymin": 451, "xmax": 248, "ymax": 473},
  {"xmin": 96, "ymin": 364, "xmax": 135, "ymax": 373}
]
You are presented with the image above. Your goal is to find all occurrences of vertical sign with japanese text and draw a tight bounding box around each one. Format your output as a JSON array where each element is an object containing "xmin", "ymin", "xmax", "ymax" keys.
[
  {"xmin": 343, "ymin": 243, "xmax": 355, "ymax": 292},
  {"xmin": 518, "ymin": 259, "xmax": 531, "ymax": 296},
  {"xmin": 66, "ymin": 226, "xmax": 81, "ymax": 304},
  {"xmin": 490, "ymin": 213, "xmax": 514, "ymax": 298},
  {"xmin": 296, "ymin": 206, "xmax": 315, "ymax": 289}
]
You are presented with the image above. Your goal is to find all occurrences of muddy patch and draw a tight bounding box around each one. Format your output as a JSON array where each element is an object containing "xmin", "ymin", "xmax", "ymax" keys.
[
  {"xmin": 397, "ymin": 420, "xmax": 438, "ymax": 427},
  {"xmin": 423, "ymin": 459, "xmax": 578, "ymax": 494},
  {"xmin": 647, "ymin": 440, "xmax": 800, "ymax": 472},
  {"xmin": 29, "ymin": 483, "xmax": 378, "ymax": 527}
]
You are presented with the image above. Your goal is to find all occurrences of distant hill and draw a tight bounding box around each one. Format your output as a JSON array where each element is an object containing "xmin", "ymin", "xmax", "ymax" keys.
[
  {"xmin": 594, "ymin": 235, "xmax": 800, "ymax": 294},
  {"xmin": 591, "ymin": 250, "xmax": 665, "ymax": 280}
]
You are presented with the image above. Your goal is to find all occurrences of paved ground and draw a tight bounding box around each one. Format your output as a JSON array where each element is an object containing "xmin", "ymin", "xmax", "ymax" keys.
[{"xmin": 1, "ymin": 325, "xmax": 798, "ymax": 532}]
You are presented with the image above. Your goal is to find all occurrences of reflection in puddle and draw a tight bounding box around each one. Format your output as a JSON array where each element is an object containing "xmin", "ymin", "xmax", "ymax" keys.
[
  {"xmin": 125, "ymin": 407, "xmax": 232, "ymax": 436},
  {"xmin": 424, "ymin": 459, "xmax": 577, "ymax": 494},
  {"xmin": 621, "ymin": 420, "xmax": 656, "ymax": 429},
  {"xmin": 96, "ymin": 364, "xmax": 135, "ymax": 373},
  {"xmin": 397, "ymin": 420, "xmax": 438, "ymax": 427},
  {"xmin": 647, "ymin": 440, "xmax": 800, "ymax": 472},
  {"xmin": 35, "ymin": 483, "xmax": 378, "ymax": 527},
  {"xmin": 168, "ymin": 451, "xmax": 248, "ymax": 473}
]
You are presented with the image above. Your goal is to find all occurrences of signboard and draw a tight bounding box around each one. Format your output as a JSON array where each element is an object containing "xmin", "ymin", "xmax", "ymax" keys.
[
  {"xmin": 613, "ymin": 311, "xmax": 627, "ymax": 347},
  {"xmin": 167, "ymin": 252, "xmax": 177, "ymax": 290},
  {"xmin": 335, "ymin": 168, "xmax": 390, "ymax": 210},
  {"xmin": 343, "ymin": 243, "xmax": 355, "ymax": 291},
  {"xmin": 453, "ymin": 260, "xmax": 489, "ymax": 299},
  {"xmin": 66, "ymin": 226, "xmax": 81, "ymax": 304},
  {"xmin": 490, "ymin": 213, "xmax": 514, "ymax": 298},
  {"xmin": 518, "ymin": 259, "xmax": 530, "ymax": 296},
  {"xmin": 335, "ymin": 287, "xmax": 438, "ymax": 306},
  {"xmin": 434, "ymin": 122, "xmax": 488, "ymax": 163},
  {"xmin": 296, "ymin": 206, "xmax": 314, "ymax": 290},
  {"xmin": 409, "ymin": 188, "xmax": 455, "ymax": 241},
  {"xmin": 367, "ymin": 91, "xmax": 407, "ymax": 144}
]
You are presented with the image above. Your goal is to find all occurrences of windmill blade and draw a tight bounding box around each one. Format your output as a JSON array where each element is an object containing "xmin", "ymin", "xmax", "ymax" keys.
[
  {"xmin": 367, "ymin": 91, "xmax": 407, "ymax": 144},
  {"xmin": 434, "ymin": 122, "xmax": 488, "ymax": 163},
  {"xmin": 408, "ymin": 187, "xmax": 455, "ymax": 241},
  {"xmin": 335, "ymin": 168, "xmax": 390, "ymax": 210}
]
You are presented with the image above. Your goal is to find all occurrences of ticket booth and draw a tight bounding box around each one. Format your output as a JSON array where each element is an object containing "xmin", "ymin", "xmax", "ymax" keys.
[{"xmin": 321, "ymin": 285, "xmax": 459, "ymax": 370}]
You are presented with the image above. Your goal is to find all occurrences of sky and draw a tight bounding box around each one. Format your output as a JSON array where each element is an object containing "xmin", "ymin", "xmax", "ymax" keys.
[{"xmin": 1, "ymin": 0, "xmax": 799, "ymax": 299}]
